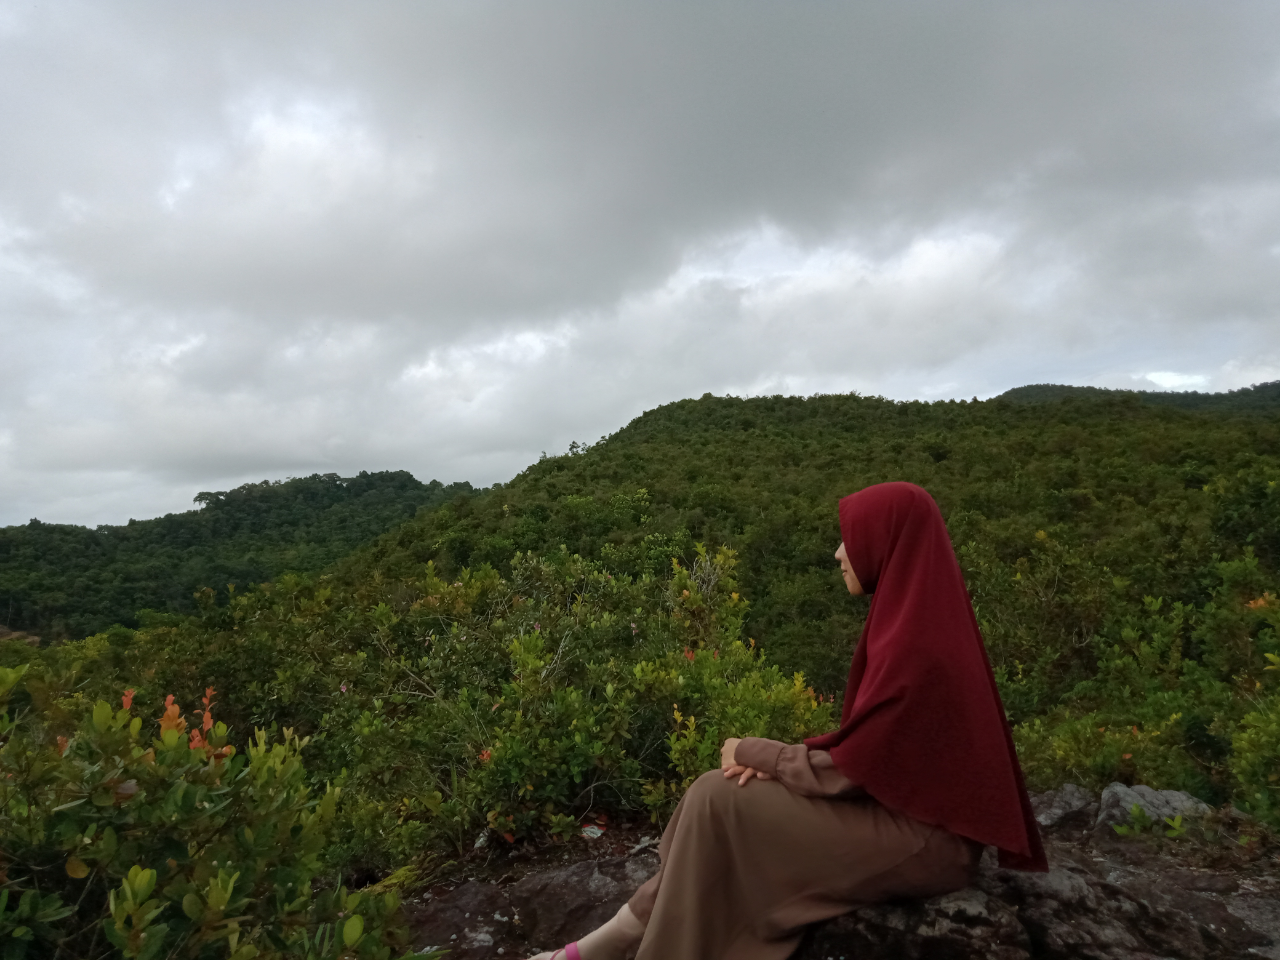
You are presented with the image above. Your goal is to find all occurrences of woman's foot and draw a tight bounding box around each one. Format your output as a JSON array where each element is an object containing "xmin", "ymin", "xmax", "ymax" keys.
[{"xmin": 525, "ymin": 904, "xmax": 646, "ymax": 960}]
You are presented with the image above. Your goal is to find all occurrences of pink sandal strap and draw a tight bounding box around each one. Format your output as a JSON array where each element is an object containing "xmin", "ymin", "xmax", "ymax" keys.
[{"xmin": 564, "ymin": 944, "xmax": 582, "ymax": 960}]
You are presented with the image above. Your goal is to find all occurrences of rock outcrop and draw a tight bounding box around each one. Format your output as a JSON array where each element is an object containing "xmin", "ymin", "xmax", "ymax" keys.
[
  {"xmin": 410, "ymin": 855, "xmax": 660, "ymax": 957},
  {"xmin": 1032, "ymin": 782, "xmax": 1098, "ymax": 832},
  {"xmin": 406, "ymin": 784, "xmax": 1280, "ymax": 959},
  {"xmin": 1095, "ymin": 782, "xmax": 1213, "ymax": 830}
]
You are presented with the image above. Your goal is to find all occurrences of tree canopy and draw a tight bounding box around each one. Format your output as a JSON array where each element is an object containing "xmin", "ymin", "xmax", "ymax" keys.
[{"xmin": 0, "ymin": 471, "xmax": 473, "ymax": 639}]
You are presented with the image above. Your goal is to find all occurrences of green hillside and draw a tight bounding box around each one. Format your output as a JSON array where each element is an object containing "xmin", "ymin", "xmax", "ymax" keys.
[
  {"xmin": 999, "ymin": 379, "xmax": 1280, "ymax": 412},
  {"xmin": 4, "ymin": 389, "xmax": 1280, "ymax": 901},
  {"xmin": 0, "ymin": 471, "xmax": 473, "ymax": 639},
  {"xmin": 343, "ymin": 391, "xmax": 1280, "ymax": 695}
]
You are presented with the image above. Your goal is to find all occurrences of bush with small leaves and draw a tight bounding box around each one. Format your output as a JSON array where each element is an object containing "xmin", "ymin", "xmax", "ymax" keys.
[
  {"xmin": 0, "ymin": 666, "xmax": 439, "ymax": 960},
  {"xmin": 1232, "ymin": 691, "xmax": 1280, "ymax": 825}
]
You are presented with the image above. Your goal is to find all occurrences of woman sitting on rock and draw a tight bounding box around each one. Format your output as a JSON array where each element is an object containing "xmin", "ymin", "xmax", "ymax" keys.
[{"xmin": 530, "ymin": 481, "xmax": 1047, "ymax": 960}]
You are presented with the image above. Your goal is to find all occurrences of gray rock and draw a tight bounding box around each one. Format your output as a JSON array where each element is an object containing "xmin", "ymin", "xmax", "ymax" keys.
[
  {"xmin": 1119, "ymin": 875, "xmax": 1264, "ymax": 957},
  {"xmin": 1096, "ymin": 783, "xmax": 1212, "ymax": 829},
  {"xmin": 407, "ymin": 880, "xmax": 513, "ymax": 958},
  {"xmin": 406, "ymin": 854, "xmax": 658, "ymax": 959},
  {"xmin": 797, "ymin": 887, "xmax": 1031, "ymax": 959},
  {"xmin": 410, "ymin": 853, "xmax": 1265, "ymax": 960},
  {"xmin": 1000, "ymin": 864, "xmax": 1097, "ymax": 907},
  {"xmin": 1033, "ymin": 783, "xmax": 1100, "ymax": 832},
  {"xmin": 507, "ymin": 854, "xmax": 659, "ymax": 948},
  {"xmin": 989, "ymin": 865, "xmax": 1158, "ymax": 957},
  {"xmin": 1166, "ymin": 869, "xmax": 1240, "ymax": 894},
  {"xmin": 407, "ymin": 784, "xmax": 1277, "ymax": 960},
  {"xmin": 1226, "ymin": 896, "xmax": 1280, "ymax": 960}
]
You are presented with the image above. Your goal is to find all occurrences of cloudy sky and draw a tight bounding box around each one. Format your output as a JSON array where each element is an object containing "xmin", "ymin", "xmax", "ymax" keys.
[{"xmin": 3, "ymin": 2, "xmax": 1280, "ymax": 526}]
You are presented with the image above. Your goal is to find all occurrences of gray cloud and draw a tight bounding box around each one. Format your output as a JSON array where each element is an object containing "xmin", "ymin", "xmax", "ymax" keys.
[{"xmin": 3, "ymin": 1, "xmax": 1280, "ymax": 524}]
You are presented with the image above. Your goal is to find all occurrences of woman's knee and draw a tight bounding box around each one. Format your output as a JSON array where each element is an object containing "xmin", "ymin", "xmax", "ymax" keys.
[
  {"xmin": 688, "ymin": 769, "xmax": 729, "ymax": 798},
  {"xmin": 685, "ymin": 769, "xmax": 734, "ymax": 811},
  {"xmin": 685, "ymin": 767, "xmax": 770, "ymax": 819}
]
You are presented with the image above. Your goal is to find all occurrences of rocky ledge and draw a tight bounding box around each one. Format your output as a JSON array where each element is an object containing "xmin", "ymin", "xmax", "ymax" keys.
[{"xmin": 406, "ymin": 783, "xmax": 1280, "ymax": 959}]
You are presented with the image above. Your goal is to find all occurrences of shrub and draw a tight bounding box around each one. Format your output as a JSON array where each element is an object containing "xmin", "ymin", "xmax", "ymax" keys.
[
  {"xmin": 326, "ymin": 548, "xmax": 833, "ymax": 859},
  {"xmin": 1233, "ymin": 690, "xmax": 1280, "ymax": 824},
  {"xmin": 14, "ymin": 518, "xmax": 1280, "ymax": 878},
  {"xmin": 1213, "ymin": 468, "xmax": 1280, "ymax": 573},
  {"xmin": 1011, "ymin": 560, "xmax": 1280, "ymax": 807},
  {"xmin": 640, "ymin": 638, "xmax": 834, "ymax": 816},
  {"xmin": 0, "ymin": 665, "xmax": 436, "ymax": 960}
]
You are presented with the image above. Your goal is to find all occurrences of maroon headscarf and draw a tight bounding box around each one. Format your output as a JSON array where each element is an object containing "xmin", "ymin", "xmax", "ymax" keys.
[{"xmin": 805, "ymin": 481, "xmax": 1047, "ymax": 871}]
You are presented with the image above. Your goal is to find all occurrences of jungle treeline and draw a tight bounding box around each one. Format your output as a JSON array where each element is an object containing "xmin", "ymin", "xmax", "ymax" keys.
[
  {"xmin": 344, "ymin": 384, "xmax": 1280, "ymax": 695},
  {"xmin": 0, "ymin": 471, "xmax": 474, "ymax": 639},
  {"xmin": 2, "ymin": 384, "xmax": 1278, "ymax": 957}
]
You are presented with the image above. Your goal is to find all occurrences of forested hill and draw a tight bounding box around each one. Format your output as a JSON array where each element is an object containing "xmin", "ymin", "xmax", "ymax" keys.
[
  {"xmin": 0, "ymin": 471, "xmax": 473, "ymax": 639},
  {"xmin": 999, "ymin": 379, "xmax": 1280, "ymax": 412},
  {"xmin": 345, "ymin": 390, "xmax": 1280, "ymax": 694},
  {"xmin": 4, "ymin": 387, "xmax": 1280, "ymax": 883}
]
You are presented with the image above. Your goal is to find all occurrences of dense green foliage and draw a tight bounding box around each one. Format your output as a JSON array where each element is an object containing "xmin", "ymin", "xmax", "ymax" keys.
[
  {"xmin": 1000, "ymin": 379, "xmax": 1280, "ymax": 413},
  {"xmin": 0, "ymin": 665, "xmax": 437, "ymax": 960},
  {"xmin": 3, "ymin": 388, "xmax": 1280, "ymax": 919},
  {"xmin": 346, "ymin": 391, "xmax": 1280, "ymax": 694},
  {"xmin": 0, "ymin": 472, "xmax": 473, "ymax": 640},
  {"xmin": 325, "ymin": 390, "xmax": 1280, "ymax": 816},
  {"xmin": 6, "ymin": 546, "xmax": 831, "ymax": 878}
]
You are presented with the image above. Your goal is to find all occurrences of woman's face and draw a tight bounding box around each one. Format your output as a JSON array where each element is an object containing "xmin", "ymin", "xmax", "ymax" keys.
[{"xmin": 835, "ymin": 541, "xmax": 865, "ymax": 596}]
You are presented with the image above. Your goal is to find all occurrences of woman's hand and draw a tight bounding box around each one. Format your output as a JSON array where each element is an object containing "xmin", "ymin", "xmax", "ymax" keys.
[
  {"xmin": 720, "ymin": 737, "xmax": 773, "ymax": 787},
  {"xmin": 720, "ymin": 737, "xmax": 741, "ymax": 767}
]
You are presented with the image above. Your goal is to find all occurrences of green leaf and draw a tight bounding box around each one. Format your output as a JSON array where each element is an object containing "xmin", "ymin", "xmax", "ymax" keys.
[
  {"xmin": 92, "ymin": 700, "xmax": 113, "ymax": 731},
  {"xmin": 137, "ymin": 922, "xmax": 170, "ymax": 960},
  {"xmin": 342, "ymin": 914, "xmax": 365, "ymax": 947},
  {"xmin": 182, "ymin": 894, "xmax": 203, "ymax": 921}
]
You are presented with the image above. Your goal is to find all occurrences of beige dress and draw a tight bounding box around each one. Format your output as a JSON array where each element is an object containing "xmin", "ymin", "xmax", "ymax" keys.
[{"xmin": 625, "ymin": 737, "xmax": 981, "ymax": 960}]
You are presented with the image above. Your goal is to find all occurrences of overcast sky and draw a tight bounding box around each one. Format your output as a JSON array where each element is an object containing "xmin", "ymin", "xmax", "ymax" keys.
[{"xmin": 3, "ymin": 2, "xmax": 1280, "ymax": 526}]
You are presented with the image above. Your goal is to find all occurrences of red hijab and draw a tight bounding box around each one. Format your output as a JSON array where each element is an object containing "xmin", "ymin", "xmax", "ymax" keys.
[{"xmin": 805, "ymin": 481, "xmax": 1047, "ymax": 871}]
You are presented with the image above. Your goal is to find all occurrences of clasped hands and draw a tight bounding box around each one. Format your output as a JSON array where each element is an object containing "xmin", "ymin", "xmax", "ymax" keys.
[{"xmin": 720, "ymin": 737, "xmax": 773, "ymax": 787}]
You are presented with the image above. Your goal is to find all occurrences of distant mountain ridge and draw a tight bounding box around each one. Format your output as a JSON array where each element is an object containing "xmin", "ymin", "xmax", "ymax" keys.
[
  {"xmin": 998, "ymin": 380, "xmax": 1280, "ymax": 412},
  {"xmin": 0, "ymin": 471, "xmax": 473, "ymax": 639}
]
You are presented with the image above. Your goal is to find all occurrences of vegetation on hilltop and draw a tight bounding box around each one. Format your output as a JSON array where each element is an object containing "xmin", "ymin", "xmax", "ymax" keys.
[
  {"xmin": 342, "ymin": 392, "xmax": 1280, "ymax": 696},
  {"xmin": 318, "ymin": 390, "xmax": 1280, "ymax": 829},
  {"xmin": 999, "ymin": 379, "xmax": 1280, "ymax": 413},
  {"xmin": 2, "ymin": 389, "xmax": 1280, "ymax": 950},
  {"xmin": 0, "ymin": 471, "xmax": 473, "ymax": 640}
]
